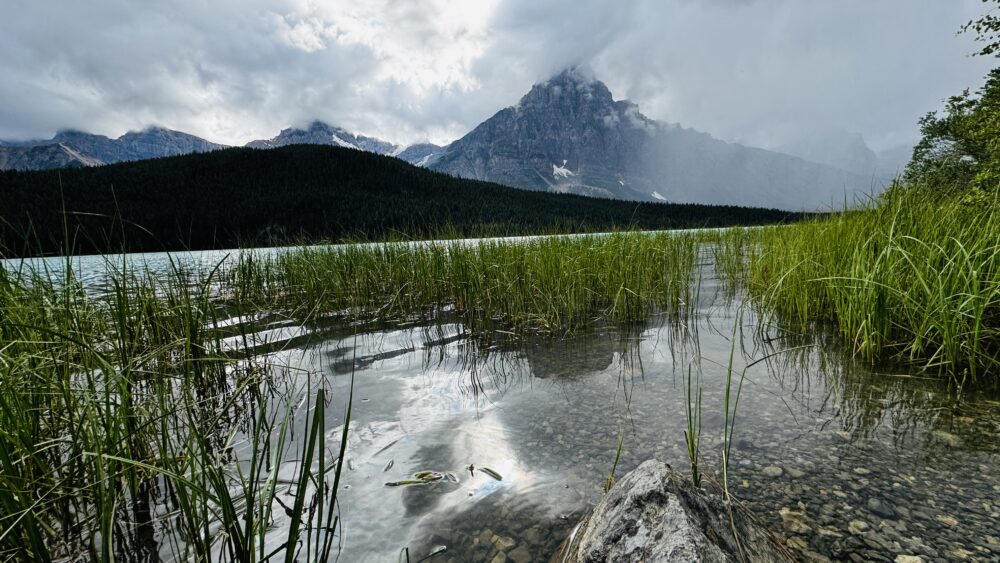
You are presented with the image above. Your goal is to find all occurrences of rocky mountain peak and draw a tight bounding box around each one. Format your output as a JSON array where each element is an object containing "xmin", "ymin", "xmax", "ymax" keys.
[
  {"xmin": 519, "ymin": 67, "xmax": 614, "ymax": 111},
  {"xmin": 428, "ymin": 67, "xmax": 878, "ymax": 208},
  {"xmin": 246, "ymin": 120, "xmax": 398, "ymax": 155},
  {"xmin": 52, "ymin": 129, "xmax": 111, "ymax": 143}
]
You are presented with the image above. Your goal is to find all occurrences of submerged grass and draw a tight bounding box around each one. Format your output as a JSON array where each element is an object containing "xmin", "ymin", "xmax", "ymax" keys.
[
  {"xmin": 713, "ymin": 187, "xmax": 1000, "ymax": 382},
  {"xmin": 0, "ymin": 228, "xmax": 704, "ymax": 559}
]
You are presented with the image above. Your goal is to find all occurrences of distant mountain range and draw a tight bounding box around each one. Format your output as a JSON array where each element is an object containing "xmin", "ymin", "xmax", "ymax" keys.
[
  {"xmin": 0, "ymin": 68, "xmax": 907, "ymax": 209},
  {"xmin": 775, "ymin": 129, "xmax": 912, "ymax": 179},
  {"xmin": 0, "ymin": 127, "xmax": 224, "ymax": 169}
]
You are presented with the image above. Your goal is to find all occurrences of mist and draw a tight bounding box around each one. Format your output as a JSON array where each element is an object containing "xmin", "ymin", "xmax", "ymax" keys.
[{"xmin": 0, "ymin": 0, "xmax": 994, "ymax": 151}]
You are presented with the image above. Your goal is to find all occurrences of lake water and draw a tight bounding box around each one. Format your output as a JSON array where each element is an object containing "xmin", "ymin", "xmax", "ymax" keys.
[{"xmin": 10, "ymin": 240, "xmax": 1000, "ymax": 562}]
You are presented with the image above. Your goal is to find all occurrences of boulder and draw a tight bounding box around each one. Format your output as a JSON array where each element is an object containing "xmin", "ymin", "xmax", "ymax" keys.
[{"xmin": 553, "ymin": 460, "xmax": 791, "ymax": 562}]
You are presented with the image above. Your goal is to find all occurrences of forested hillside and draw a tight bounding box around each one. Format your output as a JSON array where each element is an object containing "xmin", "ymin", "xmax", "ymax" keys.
[{"xmin": 0, "ymin": 144, "xmax": 806, "ymax": 256}]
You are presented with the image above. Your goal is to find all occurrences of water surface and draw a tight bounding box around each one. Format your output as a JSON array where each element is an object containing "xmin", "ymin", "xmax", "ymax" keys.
[
  {"xmin": 244, "ymin": 263, "xmax": 1000, "ymax": 562},
  {"xmin": 15, "ymin": 241, "xmax": 999, "ymax": 562}
]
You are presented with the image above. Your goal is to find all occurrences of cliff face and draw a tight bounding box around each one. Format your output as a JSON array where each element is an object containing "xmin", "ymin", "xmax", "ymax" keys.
[{"xmin": 0, "ymin": 143, "xmax": 103, "ymax": 171}]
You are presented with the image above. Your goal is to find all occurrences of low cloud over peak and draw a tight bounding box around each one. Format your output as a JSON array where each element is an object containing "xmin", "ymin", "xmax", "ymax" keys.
[{"xmin": 0, "ymin": 1, "xmax": 993, "ymax": 150}]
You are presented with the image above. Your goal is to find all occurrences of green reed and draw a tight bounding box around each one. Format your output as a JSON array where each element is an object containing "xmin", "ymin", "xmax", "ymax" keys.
[
  {"xmin": 225, "ymin": 231, "xmax": 700, "ymax": 333},
  {"xmin": 0, "ymin": 229, "xmax": 703, "ymax": 559},
  {"xmin": 0, "ymin": 258, "xmax": 346, "ymax": 562},
  {"xmin": 683, "ymin": 365, "xmax": 703, "ymax": 488},
  {"xmin": 712, "ymin": 187, "xmax": 1000, "ymax": 381}
]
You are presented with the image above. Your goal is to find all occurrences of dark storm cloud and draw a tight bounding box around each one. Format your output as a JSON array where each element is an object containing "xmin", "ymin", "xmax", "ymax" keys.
[{"xmin": 0, "ymin": 0, "xmax": 994, "ymax": 150}]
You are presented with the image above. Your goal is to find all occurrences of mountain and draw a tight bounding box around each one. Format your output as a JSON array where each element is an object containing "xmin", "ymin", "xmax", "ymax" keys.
[
  {"xmin": 0, "ymin": 143, "xmax": 103, "ymax": 171},
  {"xmin": 0, "ymin": 144, "xmax": 807, "ymax": 257},
  {"xmin": 429, "ymin": 68, "xmax": 879, "ymax": 210},
  {"xmin": 114, "ymin": 127, "xmax": 226, "ymax": 161},
  {"xmin": 246, "ymin": 121, "xmax": 447, "ymax": 166},
  {"xmin": 776, "ymin": 130, "xmax": 880, "ymax": 177},
  {"xmin": 0, "ymin": 127, "xmax": 225, "ymax": 171},
  {"xmin": 775, "ymin": 130, "xmax": 914, "ymax": 180},
  {"xmin": 246, "ymin": 121, "xmax": 399, "ymax": 154},
  {"xmin": 395, "ymin": 143, "xmax": 445, "ymax": 166}
]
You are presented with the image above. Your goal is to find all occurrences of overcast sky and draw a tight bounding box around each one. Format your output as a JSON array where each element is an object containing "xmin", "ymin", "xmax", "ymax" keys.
[{"xmin": 0, "ymin": 0, "xmax": 995, "ymax": 151}]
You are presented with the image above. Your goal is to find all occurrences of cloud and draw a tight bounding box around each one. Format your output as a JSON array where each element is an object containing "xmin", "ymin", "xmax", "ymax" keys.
[{"xmin": 0, "ymin": 0, "xmax": 994, "ymax": 150}]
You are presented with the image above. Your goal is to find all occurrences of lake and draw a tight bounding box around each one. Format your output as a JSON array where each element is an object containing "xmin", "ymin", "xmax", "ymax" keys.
[{"xmin": 6, "ymin": 238, "xmax": 998, "ymax": 562}]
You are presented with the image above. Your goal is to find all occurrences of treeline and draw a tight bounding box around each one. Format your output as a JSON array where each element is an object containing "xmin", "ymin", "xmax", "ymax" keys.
[{"xmin": 0, "ymin": 144, "xmax": 807, "ymax": 257}]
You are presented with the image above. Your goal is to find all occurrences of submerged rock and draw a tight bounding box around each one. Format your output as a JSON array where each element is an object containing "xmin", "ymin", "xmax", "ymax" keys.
[
  {"xmin": 552, "ymin": 460, "xmax": 791, "ymax": 562},
  {"xmin": 762, "ymin": 465, "xmax": 784, "ymax": 478}
]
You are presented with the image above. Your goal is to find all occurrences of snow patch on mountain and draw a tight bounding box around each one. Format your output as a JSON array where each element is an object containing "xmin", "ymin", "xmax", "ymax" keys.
[
  {"xmin": 553, "ymin": 160, "xmax": 574, "ymax": 179},
  {"xmin": 330, "ymin": 133, "xmax": 359, "ymax": 149},
  {"xmin": 651, "ymin": 191, "xmax": 667, "ymax": 201}
]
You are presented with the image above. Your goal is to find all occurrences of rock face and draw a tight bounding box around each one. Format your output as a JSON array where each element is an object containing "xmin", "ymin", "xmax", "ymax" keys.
[
  {"xmin": 0, "ymin": 143, "xmax": 102, "ymax": 171},
  {"xmin": 395, "ymin": 142, "xmax": 445, "ymax": 166},
  {"xmin": 113, "ymin": 127, "xmax": 224, "ymax": 161},
  {"xmin": 0, "ymin": 127, "xmax": 225, "ymax": 171},
  {"xmin": 554, "ymin": 460, "xmax": 789, "ymax": 563},
  {"xmin": 430, "ymin": 67, "xmax": 877, "ymax": 210}
]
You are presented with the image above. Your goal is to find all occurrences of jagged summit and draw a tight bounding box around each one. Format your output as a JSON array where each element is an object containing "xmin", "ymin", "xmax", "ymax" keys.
[{"xmin": 521, "ymin": 67, "xmax": 612, "ymax": 105}]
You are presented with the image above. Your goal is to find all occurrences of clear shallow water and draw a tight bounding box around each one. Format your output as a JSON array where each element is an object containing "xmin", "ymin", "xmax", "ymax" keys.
[
  {"xmin": 235, "ymin": 273, "xmax": 1000, "ymax": 562},
  {"xmin": 14, "ymin": 241, "xmax": 998, "ymax": 562}
]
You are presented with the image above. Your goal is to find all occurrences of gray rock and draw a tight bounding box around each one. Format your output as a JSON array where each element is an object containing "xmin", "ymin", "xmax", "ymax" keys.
[
  {"xmin": 508, "ymin": 545, "xmax": 532, "ymax": 563},
  {"xmin": 867, "ymin": 497, "xmax": 896, "ymax": 519},
  {"xmin": 848, "ymin": 520, "xmax": 870, "ymax": 535},
  {"xmin": 779, "ymin": 507, "xmax": 812, "ymax": 534},
  {"xmin": 553, "ymin": 460, "xmax": 791, "ymax": 562},
  {"xmin": 762, "ymin": 465, "xmax": 784, "ymax": 478}
]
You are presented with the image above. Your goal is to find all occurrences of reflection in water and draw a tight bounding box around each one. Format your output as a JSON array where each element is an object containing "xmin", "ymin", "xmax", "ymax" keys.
[
  {"xmin": 113, "ymin": 264, "xmax": 1000, "ymax": 562},
  {"xmin": 296, "ymin": 297, "xmax": 998, "ymax": 561}
]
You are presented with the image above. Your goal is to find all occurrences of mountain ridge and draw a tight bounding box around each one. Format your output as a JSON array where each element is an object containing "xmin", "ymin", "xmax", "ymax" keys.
[
  {"xmin": 0, "ymin": 126, "xmax": 225, "ymax": 170},
  {"xmin": 427, "ymin": 67, "xmax": 881, "ymax": 209}
]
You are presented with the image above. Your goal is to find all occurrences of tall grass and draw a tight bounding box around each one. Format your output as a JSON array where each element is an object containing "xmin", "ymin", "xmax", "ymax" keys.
[
  {"xmin": 0, "ymin": 229, "xmax": 704, "ymax": 558},
  {"xmin": 0, "ymin": 258, "xmax": 346, "ymax": 562},
  {"xmin": 225, "ymin": 231, "xmax": 701, "ymax": 333},
  {"xmin": 714, "ymin": 187, "xmax": 1000, "ymax": 382}
]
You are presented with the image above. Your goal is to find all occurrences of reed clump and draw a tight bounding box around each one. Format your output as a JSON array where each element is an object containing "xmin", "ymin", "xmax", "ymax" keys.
[
  {"xmin": 226, "ymin": 231, "xmax": 701, "ymax": 332},
  {"xmin": 713, "ymin": 188, "xmax": 1000, "ymax": 381},
  {"xmin": 0, "ymin": 259, "xmax": 346, "ymax": 562},
  {"xmin": 0, "ymin": 229, "xmax": 702, "ymax": 559}
]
